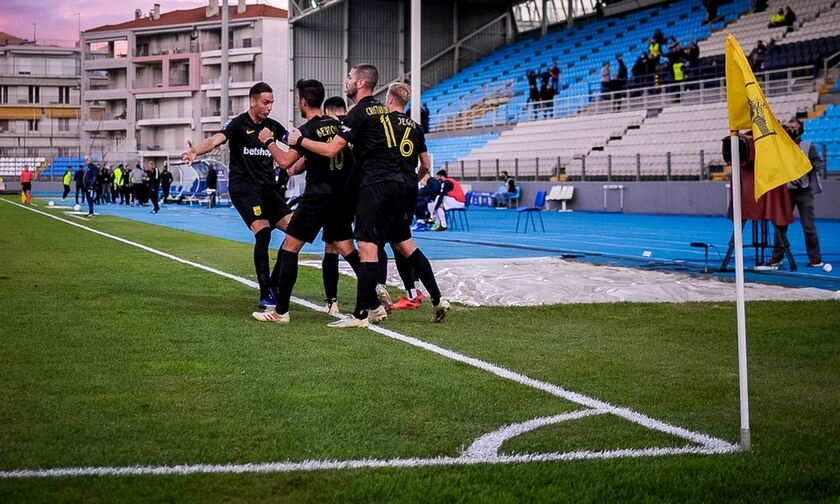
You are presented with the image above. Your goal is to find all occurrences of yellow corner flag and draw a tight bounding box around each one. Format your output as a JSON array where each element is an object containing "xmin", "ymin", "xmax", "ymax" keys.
[{"xmin": 725, "ymin": 34, "xmax": 811, "ymax": 200}]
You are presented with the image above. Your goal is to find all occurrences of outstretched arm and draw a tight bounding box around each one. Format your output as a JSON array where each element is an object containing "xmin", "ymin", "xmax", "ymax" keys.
[
  {"xmin": 288, "ymin": 128, "xmax": 348, "ymax": 158},
  {"xmin": 182, "ymin": 133, "xmax": 227, "ymax": 164}
]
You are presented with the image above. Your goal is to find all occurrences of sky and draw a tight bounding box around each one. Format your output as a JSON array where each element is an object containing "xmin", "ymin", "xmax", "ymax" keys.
[{"xmin": 1, "ymin": 0, "xmax": 288, "ymax": 46}]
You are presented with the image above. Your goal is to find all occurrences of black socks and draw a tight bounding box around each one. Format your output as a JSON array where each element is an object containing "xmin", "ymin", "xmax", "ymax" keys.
[
  {"xmin": 322, "ymin": 253, "xmax": 339, "ymax": 301},
  {"xmin": 254, "ymin": 228, "xmax": 272, "ymax": 300},
  {"xmin": 354, "ymin": 262, "xmax": 379, "ymax": 319},
  {"xmin": 407, "ymin": 249, "xmax": 441, "ymax": 305},
  {"xmin": 275, "ymin": 249, "xmax": 299, "ymax": 314}
]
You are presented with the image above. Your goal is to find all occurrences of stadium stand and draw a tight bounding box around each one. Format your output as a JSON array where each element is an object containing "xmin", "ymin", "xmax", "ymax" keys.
[
  {"xmin": 698, "ymin": 0, "xmax": 837, "ymax": 59},
  {"xmin": 426, "ymin": 133, "xmax": 499, "ymax": 168},
  {"xmin": 422, "ymin": 0, "xmax": 752, "ymax": 132},
  {"xmin": 0, "ymin": 157, "xmax": 48, "ymax": 177},
  {"xmin": 448, "ymin": 110, "xmax": 647, "ymax": 178},
  {"xmin": 803, "ymin": 103, "xmax": 840, "ymax": 173},
  {"xmin": 39, "ymin": 157, "xmax": 91, "ymax": 178},
  {"xmin": 578, "ymin": 92, "xmax": 819, "ymax": 178}
]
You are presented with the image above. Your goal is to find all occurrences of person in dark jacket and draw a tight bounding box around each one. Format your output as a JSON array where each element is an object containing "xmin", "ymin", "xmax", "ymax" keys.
[
  {"xmin": 74, "ymin": 165, "xmax": 85, "ymax": 204},
  {"xmin": 146, "ymin": 160, "xmax": 160, "ymax": 213},
  {"xmin": 160, "ymin": 164, "xmax": 173, "ymax": 203},
  {"xmin": 206, "ymin": 166, "xmax": 218, "ymax": 208},
  {"xmin": 82, "ymin": 157, "xmax": 98, "ymax": 217}
]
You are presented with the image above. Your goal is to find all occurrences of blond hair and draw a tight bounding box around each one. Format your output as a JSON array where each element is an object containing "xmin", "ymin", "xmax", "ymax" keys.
[{"xmin": 387, "ymin": 82, "xmax": 411, "ymax": 106}]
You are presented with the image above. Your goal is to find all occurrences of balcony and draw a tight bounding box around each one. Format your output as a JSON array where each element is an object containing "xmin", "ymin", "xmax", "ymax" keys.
[
  {"xmin": 0, "ymin": 61, "xmax": 81, "ymax": 79},
  {"xmin": 84, "ymin": 87, "xmax": 129, "ymax": 102},
  {"xmin": 133, "ymin": 41, "xmax": 199, "ymax": 58},
  {"xmin": 84, "ymin": 53, "xmax": 129, "ymax": 71},
  {"xmin": 136, "ymin": 116, "xmax": 194, "ymax": 128},
  {"xmin": 83, "ymin": 119, "xmax": 128, "ymax": 132},
  {"xmin": 202, "ymin": 78, "xmax": 257, "ymax": 98}
]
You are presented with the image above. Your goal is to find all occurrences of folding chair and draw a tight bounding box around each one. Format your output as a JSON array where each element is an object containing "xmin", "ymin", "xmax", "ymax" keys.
[
  {"xmin": 445, "ymin": 191, "xmax": 471, "ymax": 231},
  {"xmin": 515, "ymin": 190, "xmax": 547, "ymax": 233}
]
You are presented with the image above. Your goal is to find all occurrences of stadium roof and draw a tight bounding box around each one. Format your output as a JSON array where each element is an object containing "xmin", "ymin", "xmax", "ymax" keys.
[{"xmin": 85, "ymin": 4, "xmax": 288, "ymax": 34}]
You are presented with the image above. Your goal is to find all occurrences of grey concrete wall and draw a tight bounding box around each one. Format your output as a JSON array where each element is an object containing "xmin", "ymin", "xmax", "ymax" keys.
[{"xmin": 464, "ymin": 180, "xmax": 840, "ymax": 219}]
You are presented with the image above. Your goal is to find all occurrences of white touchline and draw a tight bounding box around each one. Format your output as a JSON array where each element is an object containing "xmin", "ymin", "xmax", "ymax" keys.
[{"xmin": 0, "ymin": 200, "xmax": 741, "ymax": 479}]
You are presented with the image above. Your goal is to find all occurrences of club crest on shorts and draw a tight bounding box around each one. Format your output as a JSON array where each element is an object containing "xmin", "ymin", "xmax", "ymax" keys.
[{"xmin": 253, "ymin": 205, "xmax": 262, "ymax": 216}]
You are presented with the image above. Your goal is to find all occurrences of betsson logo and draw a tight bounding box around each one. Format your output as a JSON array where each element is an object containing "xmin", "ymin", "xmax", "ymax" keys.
[{"xmin": 243, "ymin": 146, "xmax": 272, "ymax": 157}]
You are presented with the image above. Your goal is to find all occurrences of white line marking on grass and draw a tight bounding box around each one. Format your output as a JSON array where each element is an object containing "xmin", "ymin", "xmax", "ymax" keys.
[
  {"xmin": 0, "ymin": 445, "xmax": 731, "ymax": 479},
  {"xmin": 463, "ymin": 409, "xmax": 606, "ymax": 459},
  {"xmin": 0, "ymin": 199, "xmax": 741, "ymax": 478}
]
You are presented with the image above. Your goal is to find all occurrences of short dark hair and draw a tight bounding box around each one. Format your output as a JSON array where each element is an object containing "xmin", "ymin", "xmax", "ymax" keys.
[
  {"xmin": 352, "ymin": 64, "xmax": 379, "ymax": 90},
  {"xmin": 436, "ymin": 169, "xmax": 447, "ymax": 177},
  {"xmin": 249, "ymin": 81, "xmax": 273, "ymax": 98},
  {"xmin": 296, "ymin": 79, "xmax": 325, "ymax": 108},
  {"xmin": 323, "ymin": 96, "xmax": 347, "ymax": 112}
]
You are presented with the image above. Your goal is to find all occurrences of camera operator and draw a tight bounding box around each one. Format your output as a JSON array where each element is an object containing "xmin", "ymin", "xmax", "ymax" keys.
[{"xmin": 769, "ymin": 118, "xmax": 824, "ymax": 268}]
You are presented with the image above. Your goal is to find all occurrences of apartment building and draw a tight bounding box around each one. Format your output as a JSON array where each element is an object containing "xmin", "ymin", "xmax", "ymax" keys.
[
  {"xmin": 0, "ymin": 32, "xmax": 81, "ymax": 176},
  {"xmin": 80, "ymin": 0, "xmax": 288, "ymax": 165}
]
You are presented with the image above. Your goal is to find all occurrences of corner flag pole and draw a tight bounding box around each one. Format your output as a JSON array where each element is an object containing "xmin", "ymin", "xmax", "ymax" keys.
[{"xmin": 729, "ymin": 132, "xmax": 751, "ymax": 451}]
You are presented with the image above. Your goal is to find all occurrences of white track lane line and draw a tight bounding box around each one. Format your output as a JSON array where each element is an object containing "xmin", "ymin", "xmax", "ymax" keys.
[{"xmin": 0, "ymin": 199, "xmax": 741, "ymax": 478}]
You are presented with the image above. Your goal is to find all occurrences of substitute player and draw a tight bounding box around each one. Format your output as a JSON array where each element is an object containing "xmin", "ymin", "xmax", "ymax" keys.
[
  {"xmin": 252, "ymin": 79, "xmax": 361, "ymax": 323},
  {"xmin": 289, "ymin": 64, "xmax": 450, "ymax": 327},
  {"xmin": 182, "ymin": 82, "xmax": 296, "ymax": 313}
]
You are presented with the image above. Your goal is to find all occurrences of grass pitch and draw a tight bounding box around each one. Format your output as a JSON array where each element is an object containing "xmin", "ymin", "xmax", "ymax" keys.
[{"xmin": 0, "ymin": 197, "xmax": 838, "ymax": 503}]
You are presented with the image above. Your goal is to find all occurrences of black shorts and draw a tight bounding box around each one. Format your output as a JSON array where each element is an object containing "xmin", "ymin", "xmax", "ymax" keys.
[
  {"xmin": 354, "ymin": 181, "xmax": 407, "ymax": 246},
  {"xmin": 21, "ymin": 182, "xmax": 31, "ymax": 191},
  {"xmin": 389, "ymin": 183, "xmax": 416, "ymax": 244},
  {"xmin": 285, "ymin": 194, "xmax": 333, "ymax": 244},
  {"xmin": 230, "ymin": 189, "xmax": 292, "ymax": 229},
  {"xmin": 323, "ymin": 190, "xmax": 356, "ymax": 244}
]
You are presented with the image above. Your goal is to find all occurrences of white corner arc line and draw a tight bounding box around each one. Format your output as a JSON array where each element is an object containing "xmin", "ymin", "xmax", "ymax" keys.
[
  {"xmin": 463, "ymin": 409, "xmax": 606, "ymax": 459},
  {"xmin": 0, "ymin": 200, "xmax": 741, "ymax": 479}
]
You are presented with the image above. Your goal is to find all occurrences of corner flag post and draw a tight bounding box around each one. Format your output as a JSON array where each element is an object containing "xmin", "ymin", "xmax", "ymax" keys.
[{"xmin": 728, "ymin": 131, "xmax": 751, "ymax": 451}]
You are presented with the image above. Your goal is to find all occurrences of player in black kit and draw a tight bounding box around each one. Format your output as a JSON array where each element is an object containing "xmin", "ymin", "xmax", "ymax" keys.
[
  {"xmin": 182, "ymin": 82, "xmax": 296, "ymax": 317},
  {"xmin": 289, "ymin": 64, "xmax": 450, "ymax": 328},
  {"xmin": 252, "ymin": 79, "xmax": 361, "ymax": 323},
  {"xmin": 385, "ymin": 83, "xmax": 432, "ymax": 311}
]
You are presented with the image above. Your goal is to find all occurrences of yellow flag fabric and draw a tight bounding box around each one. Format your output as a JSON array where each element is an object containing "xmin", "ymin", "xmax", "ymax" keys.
[{"xmin": 725, "ymin": 34, "xmax": 811, "ymax": 200}]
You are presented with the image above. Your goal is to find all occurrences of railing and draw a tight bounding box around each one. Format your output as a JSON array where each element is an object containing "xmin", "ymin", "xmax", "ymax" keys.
[
  {"xmin": 133, "ymin": 41, "xmax": 200, "ymax": 57},
  {"xmin": 0, "ymin": 61, "xmax": 80, "ymax": 78},
  {"xmin": 198, "ymin": 37, "xmax": 261, "ymax": 52},
  {"xmin": 429, "ymin": 65, "xmax": 818, "ymax": 132},
  {"xmin": 85, "ymin": 52, "xmax": 128, "ymax": 61}
]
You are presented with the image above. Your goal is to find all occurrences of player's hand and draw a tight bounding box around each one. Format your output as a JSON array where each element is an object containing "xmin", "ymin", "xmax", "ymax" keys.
[
  {"xmin": 182, "ymin": 140, "xmax": 196, "ymax": 165},
  {"xmin": 287, "ymin": 129, "xmax": 302, "ymax": 147},
  {"xmin": 258, "ymin": 127, "xmax": 274, "ymax": 145}
]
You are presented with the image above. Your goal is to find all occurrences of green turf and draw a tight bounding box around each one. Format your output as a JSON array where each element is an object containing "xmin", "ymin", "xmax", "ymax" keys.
[{"xmin": 1, "ymin": 197, "xmax": 839, "ymax": 503}]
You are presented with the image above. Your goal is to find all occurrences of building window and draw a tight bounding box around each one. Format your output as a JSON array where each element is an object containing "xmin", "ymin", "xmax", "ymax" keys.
[
  {"xmin": 27, "ymin": 119, "xmax": 40, "ymax": 131},
  {"xmin": 59, "ymin": 86, "xmax": 71, "ymax": 104},
  {"xmin": 29, "ymin": 86, "xmax": 40, "ymax": 104},
  {"xmin": 0, "ymin": 85, "xmax": 7, "ymax": 104},
  {"xmin": 0, "ymin": 119, "xmax": 8, "ymax": 131},
  {"xmin": 58, "ymin": 118, "xmax": 71, "ymax": 132}
]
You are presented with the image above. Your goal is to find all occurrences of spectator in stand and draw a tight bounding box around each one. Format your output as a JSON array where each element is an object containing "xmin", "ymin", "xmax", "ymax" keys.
[
  {"xmin": 614, "ymin": 54, "xmax": 628, "ymax": 90},
  {"xmin": 539, "ymin": 83, "xmax": 556, "ymax": 118},
  {"xmin": 539, "ymin": 66, "xmax": 551, "ymax": 88},
  {"xmin": 632, "ymin": 52, "xmax": 649, "ymax": 78},
  {"xmin": 749, "ymin": 40, "xmax": 767, "ymax": 70},
  {"xmin": 550, "ymin": 62, "xmax": 560, "ymax": 91},
  {"xmin": 652, "ymin": 29, "xmax": 666, "ymax": 46},
  {"xmin": 768, "ymin": 9, "xmax": 785, "ymax": 28},
  {"xmin": 428, "ymin": 169, "xmax": 466, "ymax": 232},
  {"xmin": 493, "ymin": 171, "xmax": 517, "ymax": 207},
  {"xmin": 528, "ymin": 83, "xmax": 541, "ymax": 118},
  {"xmin": 526, "ymin": 69, "xmax": 538, "ymax": 88},
  {"xmin": 600, "ymin": 61, "xmax": 612, "ymax": 96},
  {"xmin": 74, "ymin": 165, "xmax": 85, "ymax": 205},
  {"xmin": 62, "ymin": 167, "xmax": 72, "ymax": 200},
  {"xmin": 784, "ymin": 6, "xmax": 796, "ymax": 28},
  {"xmin": 648, "ymin": 37, "xmax": 662, "ymax": 68},
  {"xmin": 754, "ymin": 0, "xmax": 767, "ymax": 12},
  {"xmin": 160, "ymin": 164, "xmax": 173, "ymax": 203},
  {"xmin": 703, "ymin": 0, "xmax": 718, "ymax": 24},
  {"xmin": 421, "ymin": 103, "xmax": 430, "ymax": 133},
  {"xmin": 594, "ymin": 0, "xmax": 603, "ymax": 19},
  {"xmin": 687, "ymin": 40, "xmax": 700, "ymax": 68}
]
